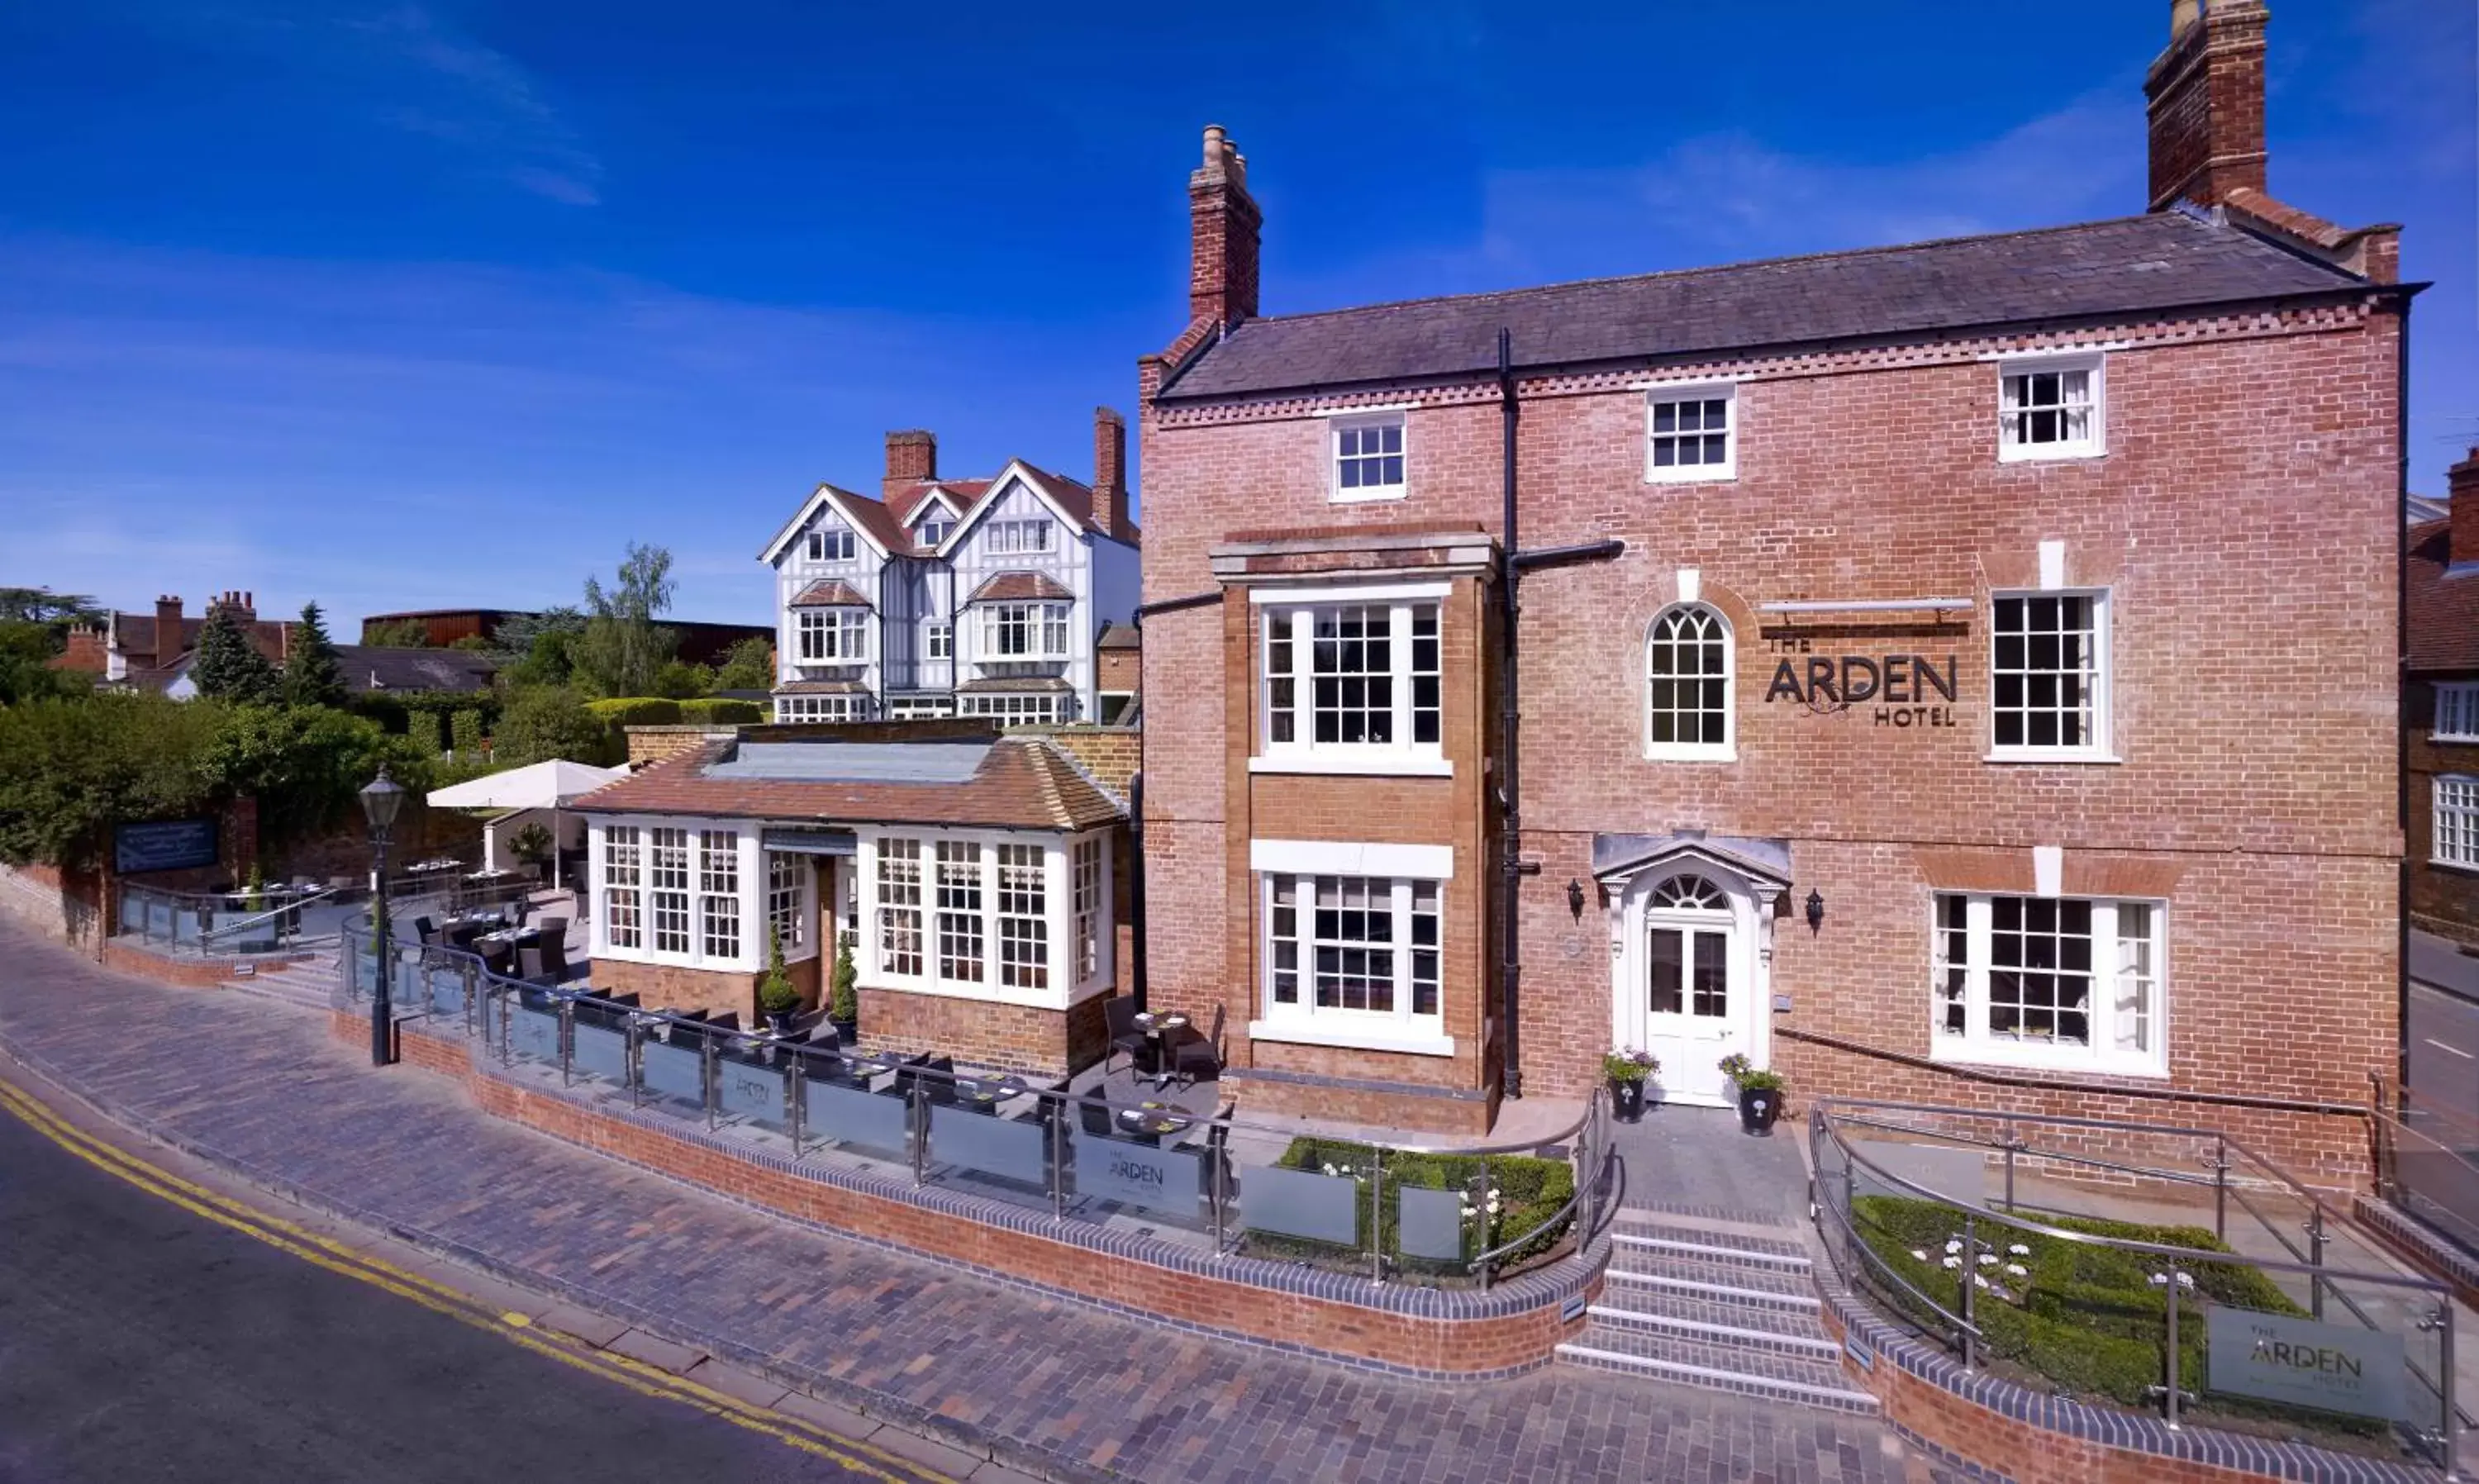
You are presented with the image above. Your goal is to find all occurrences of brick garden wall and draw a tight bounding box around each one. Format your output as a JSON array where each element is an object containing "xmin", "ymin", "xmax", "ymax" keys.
[{"xmin": 856, "ymin": 984, "xmax": 1108, "ymax": 1078}]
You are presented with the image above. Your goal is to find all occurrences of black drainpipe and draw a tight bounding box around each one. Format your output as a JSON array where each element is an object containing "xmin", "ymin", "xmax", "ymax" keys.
[
  {"xmin": 2396, "ymin": 287, "xmax": 2415, "ymax": 1113},
  {"xmin": 1496, "ymin": 328, "xmax": 1525, "ymax": 1098},
  {"xmin": 1126, "ymin": 588, "xmax": 1220, "ymax": 1014}
]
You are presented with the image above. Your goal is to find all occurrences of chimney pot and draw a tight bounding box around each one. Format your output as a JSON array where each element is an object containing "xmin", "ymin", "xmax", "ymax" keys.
[
  {"xmin": 2170, "ymin": 0, "xmax": 2201, "ymax": 38},
  {"xmin": 1187, "ymin": 122, "xmax": 1263, "ymax": 329},
  {"xmin": 883, "ymin": 429, "xmax": 938, "ymax": 499},
  {"xmin": 2448, "ymin": 449, "xmax": 2479, "ymax": 566}
]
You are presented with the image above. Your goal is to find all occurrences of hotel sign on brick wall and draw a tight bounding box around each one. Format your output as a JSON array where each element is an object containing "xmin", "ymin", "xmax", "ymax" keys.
[
  {"xmin": 1762, "ymin": 635, "xmax": 1960, "ymax": 730},
  {"xmin": 2205, "ymin": 1307, "xmax": 2405, "ymax": 1421}
]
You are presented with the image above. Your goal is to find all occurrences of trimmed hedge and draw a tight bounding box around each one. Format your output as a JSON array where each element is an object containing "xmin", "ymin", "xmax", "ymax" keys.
[
  {"xmin": 678, "ymin": 697, "xmax": 764, "ymax": 724},
  {"xmin": 582, "ymin": 697, "xmax": 682, "ymax": 728},
  {"xmin": 1849, "ymin": 1196, "xmax": 2370, "ymax": 1422},
  {"xmin": 1244, "ymin": 1136, "xmax": 1573, "ymax": 1279}
]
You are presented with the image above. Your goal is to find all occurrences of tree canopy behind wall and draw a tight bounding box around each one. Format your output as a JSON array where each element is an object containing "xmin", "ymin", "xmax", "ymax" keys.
[
  {"xmin": 571, "ymin": 544, "xmax": 682, "ymax": 698},
  {"xmin": 191, "ymin": 605, "xmax": 280, "ymax": 704}
]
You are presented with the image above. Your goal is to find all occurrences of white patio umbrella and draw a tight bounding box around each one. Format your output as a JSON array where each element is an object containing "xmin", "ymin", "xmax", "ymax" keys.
[{"xmin": 426, "ymin": 759, "xmax": 626, "ymax": 891}]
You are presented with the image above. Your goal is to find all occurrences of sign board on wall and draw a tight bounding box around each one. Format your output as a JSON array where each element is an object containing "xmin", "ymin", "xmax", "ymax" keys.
[
  {"xmin": 2205, "ymin": 1307, "xmax": 2405, "ymax": 1421},
  {"xmin": 113, "ymin": 818, "xmax": 219, "ymax": 875}
]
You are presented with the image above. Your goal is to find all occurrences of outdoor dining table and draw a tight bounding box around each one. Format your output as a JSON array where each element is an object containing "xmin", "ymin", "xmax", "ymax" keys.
[
  {"xmin": 1116, "ymin": 1102, "xmax": 1193, "ymax": 1143},
  {"xmin": 954, "ymin": 1075, "xmax": 1029, "ymax": 1113},
  {"xmin": 1129, "ymin": 1011, "xmax": 1190, "ymax": 1091}
]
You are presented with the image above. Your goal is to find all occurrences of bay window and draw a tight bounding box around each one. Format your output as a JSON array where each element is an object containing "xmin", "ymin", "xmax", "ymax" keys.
[
  {"xmin": 796, "ymin": 608, "xmax": 868, "ymax": 664},
  {"xmin": 604, "ymin": 825, "xmax": 642, "ymax": 950},
  {"xmin": 877, "ymin": 839, "xmax": 925, "ymax": 976},
  {"xmin": 861, "ymin": 831, "xmax": 1095, "ymax": 1004},
  {"xmin": 978, "ymin": 602, "xmax": 1070, "ymax": 660},
  {"xmin": 935, "ymin": 840, "xmax": 985, "ymax": 984},
  {"xmin": 1930, "ymin": 892, "xmax": 2166, "ymax": 1075},
  {"xmin": 597, "ymin": 822, "xmax": 754, "ymax": 968},
  {"xmin": 698, "ymin": 830, "xmax": 740, "ymax": 959},
  {"xmin": 649, "ymin": 827, "xmax": 691, "ymax": 955}
]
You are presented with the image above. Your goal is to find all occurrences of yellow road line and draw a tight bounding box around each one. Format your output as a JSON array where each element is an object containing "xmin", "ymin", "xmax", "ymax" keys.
[{"xmin": 0, "ymin": 1075, "xmax": 955, "ymax": 1484}]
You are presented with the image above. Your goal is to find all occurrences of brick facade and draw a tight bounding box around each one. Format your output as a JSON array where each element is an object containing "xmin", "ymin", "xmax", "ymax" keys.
[
  {"xmin": 855, "ymin": 983, "xmax": 1108, "ymax": 1078},
  {"xmin": 2405, "ymin": 452, "xmax": 2479, "ymax": 945},
  {"xmin": 1135, "ymin": 18, "xmax": 2403, "ymax": 1170},
  {"xmin": 589, "ymin": 954, "xmax": 821, "ymax": 1025}
]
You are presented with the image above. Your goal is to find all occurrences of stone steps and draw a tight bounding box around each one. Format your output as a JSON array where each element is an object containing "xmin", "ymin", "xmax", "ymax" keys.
[
  {"xmin": 1558, "ymin": 1207, "xmax": 1877, "ymax": 1415},
  {"xmin": 218, "ymin": 954, "xmax": 337, "ymax": 1013}
]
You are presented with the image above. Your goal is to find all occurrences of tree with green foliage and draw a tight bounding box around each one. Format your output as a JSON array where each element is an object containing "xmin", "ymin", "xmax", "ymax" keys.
[
  {"xmin": 711, "ymin": 635, "xmax": 775, "ymax": 692},
  {"xmin": 449, "ymin": 709, "xmax": 484, "ymax": 757},
  {"xmin": 0, "ymin": 695, "xmax": 223, "ymax": 868},
  {"xmin": 0, "ymin": 621, "xmax": 88, "ymax": 706},
  {"xmin": 493, "ymin": 686, "xmax": 611, "ymax": 767},
  {"xmin": 282, "ymin": 602, "xmax": 347, "ymax": 709},
  {"xmin": 0, "ymin": 587, "xmax": 106, "ymax": 632},
  {"xmin": 652, "ymin": 659, "xmax": 715, "ymax": 699},
  {"xmin": 492, "ymin": 606, "xmax": 584, "ymax": 687},
  {"xmin": 570, "ymin": 544, "xmax": 681, "ymax": 698},
  {"xmin": 197, "ymin": 703, "xmax": 431, "ymax": 852},
  {"xmin": 191, "ymin": 604, "xmax": 281, "ymax": 704},
  {"xmin": 361, "ymin": 618, "xmax": 431, "ymax": 648}
]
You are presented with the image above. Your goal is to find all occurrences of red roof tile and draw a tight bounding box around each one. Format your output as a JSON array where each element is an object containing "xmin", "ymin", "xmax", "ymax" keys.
[
  {"xmin": 788, "ymin": 580, "xmax": 872, "ymax": 608},
  {"xmin": 2407, "ymin": 520, "xmax": 2479, "ymax": 673},
  {"xmin": 577, "ymin": 736, "xmax": 1121, "ymax": 832},
  {"xmin": 965, "ymin": 570, "xmax": 1075, "ymax": 604}
]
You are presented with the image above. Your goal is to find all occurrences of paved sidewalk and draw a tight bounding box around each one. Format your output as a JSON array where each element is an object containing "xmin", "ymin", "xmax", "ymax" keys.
[{"xmin": 0, "ymin": 916, "xmax": 1925, "ymax": 1484}]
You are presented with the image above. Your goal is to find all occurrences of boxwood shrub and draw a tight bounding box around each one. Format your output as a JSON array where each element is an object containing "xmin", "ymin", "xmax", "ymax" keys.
[
  {"xmin": 1242, "ymin": 1136, "xmax": 1573, "ymax": 1280},
  {"xmin": 678, "ymin": 697, "xmax": 764, "ymax": 724},
  {"xmin": 583, "ymin": 697, "xmax": 683, "ymax": 729}
]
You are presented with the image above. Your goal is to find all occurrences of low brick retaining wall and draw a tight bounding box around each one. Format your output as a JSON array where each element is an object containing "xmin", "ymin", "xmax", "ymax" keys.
[
  {"xmin": 1812, "ymin": 1268, "xmax": 2439, "ymax": 1484},
  {"xmin": 338, "ymin": 1010, "xmax": 1601, "ymax": 1379},
  {"xmin": 102, "ymin": 938, "xmax": 316, "ymax": 988}
]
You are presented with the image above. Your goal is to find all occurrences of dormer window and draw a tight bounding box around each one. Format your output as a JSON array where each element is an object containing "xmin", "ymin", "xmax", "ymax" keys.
[
  {"xmin": 1331, "ymin": 413, "xmax": 1406, "ymax": 502},
  {"xmin": 920, "ymin": 517, "xmax": 952, "ymax": 546},
  {"xmin": 807, "ymin": 527, "xmax": 857, "ymax": 563}
]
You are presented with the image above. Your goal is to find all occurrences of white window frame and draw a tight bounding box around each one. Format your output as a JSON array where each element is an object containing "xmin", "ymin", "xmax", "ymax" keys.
[
  {"xmin": 1330, "ymin": 412, "xmax": 1407, "ymax": 503},
  {"xmin": 1929, "ymin": 891, "xmax": 2167, "ymax": 1077},
  {"xmin": 1643, "ymin": 602, "xmax": 1734, "ymax": 761},
  {"xmin": 857, "ymin": 828, "xmax": 1085, "ymax": 1009},
  {"xmin": 2436, "ymin": 683, "xmax": 2479, "ymax": 743},
  {"xmin": 795, "ymin": 607, "xmax": 868, "ymax": 664},
  {"xmin": 1073, "ymin": 835, "xmax": 1105, "ymax": 983},
  {"xmin": 2436, "ymin": 776, "xmax": 2479, "ymax": 870},
  {"xmin": 806, "ymin": 526, "xmax": 858, "ymax": 563},
  {"xmin": 1987, "ymin": 588, "xmax": 2114, "ymax": 763},
  {"xmin": 594, "ymin": 820, "xmax": 759, "ymax": 970},
  {"xmin": 774, "ymin": 694, "xmax": 866, "ymax": 723},
  {"xmin": 959, "ymin": 692, "xmax": 1063, "ymax": 728},
  {"xmin": 1253, "ymin": 587, "xmax": 1447, "ymax": 777},
  {"xmin": 987, "ymin": 520, "xmax": 1055, "ymax": 556},
  {"xmin": 1254, "ymin": 871, "xmax": 1449, "ymax": 1056},
  {"xmin": 1644, "ymin": 383, "xmax": 1737, "ymax": 483},
  {"xmin": 978, "ymin": 602, "xmax": 1071, "ymax": 661},
  {"xmin": 765, "ymin": 849, "xmax": 814, "ymax": 958},
  {"xmin": 919, "ymin": 517, "xmax": 952, "ymax": 547},
  {"xmin": 926, "ymin": 621, "xmax": 952, "ymax": 661},
  {"xmin": 887, "ymin": 696, "xmax": 956, "ymax": 720},
  {"xmin": 1997, "ymin": 352, "xmax": 2105, "ymax": 463}
]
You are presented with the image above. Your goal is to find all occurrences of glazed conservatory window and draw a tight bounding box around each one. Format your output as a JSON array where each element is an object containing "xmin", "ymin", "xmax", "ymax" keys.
[
  {"xmin": 603, "ymin": 825, "xmax": 642, "ymax": 950},
  {"xmin": 875, "ymin": 838, "xmax": 924, "ymax": 977},
  {"xmin": 996, "ymin": 843, "xmax": 1048, "ymax": 991},
  {"xmin": 935, "ymin": 840, "xmax": 985, "ymax": 985},
  {"xmin": 649, "ymin": 827, "xmax": 691, "ymax": 955},
  {"xmin": 1929, "ymin": 892, "xmax": 2165, "ymax": 1075}
]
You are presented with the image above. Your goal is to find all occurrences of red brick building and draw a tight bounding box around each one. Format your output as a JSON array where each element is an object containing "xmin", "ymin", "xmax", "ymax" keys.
[
  {"xmin": 1134, "ymin": 4, "xmax": 2409, "ymax": 1177},
  {"xmin": 55, "ymin": 591, "xmax": 293, "ymax": 689},
  {"xmin": 2407, "ymin": 451, "xmax": 2479, "ymax": 944}
]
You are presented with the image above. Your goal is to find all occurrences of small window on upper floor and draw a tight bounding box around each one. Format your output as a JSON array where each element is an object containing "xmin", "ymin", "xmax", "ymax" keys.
[
  {"xmin": 1645, "ymin": 386, "xmax": 1735, "ymax": 483},
  {"xmin": 920, "ymin": 517, "xmax": 952, "ymax": 546},
  {"xmin": 987, "ymin": 520, "xmax": 1054, "ymax": 555},
  {"xmin": 2437, "ymin": 683, "xmax": 2479, "ymax": 743},
  {"xmin": 1331, "ymin": 414, "xmax": 1406, "ymax": 502},
  {"xmin": 1999, "ymin": 354, "xmax": 2104, "ymax": 462},
  {"xmin": 807, "ymin": 527, "xmax": 857, "ymax": 563}
]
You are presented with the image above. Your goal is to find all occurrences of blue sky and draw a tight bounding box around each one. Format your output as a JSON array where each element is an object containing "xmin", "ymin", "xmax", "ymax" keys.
[{"xmin": 2, "ymin": 1, "xmax": 2471, "ymax": 628}]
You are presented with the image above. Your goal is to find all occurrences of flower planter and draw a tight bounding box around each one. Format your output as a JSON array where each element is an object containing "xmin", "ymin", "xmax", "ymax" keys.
[
  {"xmin": 1608, "ymin": 1077, "xmax": 1647, "ymax": 1124},
  {"xmin": 1736, "ymin": 1082, "xmax": 1782, "ymax": 1135},
  {"xmin": 766, "ymin": 1010, "xmax": 797, "ymax": 1036}
]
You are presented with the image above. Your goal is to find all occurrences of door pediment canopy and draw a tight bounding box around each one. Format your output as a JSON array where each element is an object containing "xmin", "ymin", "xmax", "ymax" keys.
[{"xmin": 1592, "ymin": 832, "xmax": 1791, "ymax": 892}]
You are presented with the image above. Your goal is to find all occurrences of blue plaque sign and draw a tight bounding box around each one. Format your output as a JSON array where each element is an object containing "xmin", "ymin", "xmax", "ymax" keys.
[{"xmin": 114, "ymin": 818, "xmax": 219, "ymax": 875}]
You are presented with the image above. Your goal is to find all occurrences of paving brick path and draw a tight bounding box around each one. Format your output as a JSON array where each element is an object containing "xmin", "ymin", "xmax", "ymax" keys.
[{"xmin": 0, "ymin": 915, "xmax": 1930, "ymax": 1484}]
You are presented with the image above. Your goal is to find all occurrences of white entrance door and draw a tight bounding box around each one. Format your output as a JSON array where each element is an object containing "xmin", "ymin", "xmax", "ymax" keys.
[{"xmin": 1637, "ymin": 874, "xmax": 1750, "ymax": 1105}]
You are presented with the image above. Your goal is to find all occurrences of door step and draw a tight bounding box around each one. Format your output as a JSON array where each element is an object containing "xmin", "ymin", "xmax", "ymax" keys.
[
  {"xmin": 1602, "ymin": 1267, "xmax": 1821, "ymax": 1312},
  {"xmin": 1556, "ymin": 1334, "xmax": 1879, "ymax": 1413},
  {"xmin": 1612, "ymin": 1230, "xmax": 1811, "ymax": 1273},
  {"xmin": 1585, "ymin": 1303, "xmax": 1842, "ymax": 1359}
]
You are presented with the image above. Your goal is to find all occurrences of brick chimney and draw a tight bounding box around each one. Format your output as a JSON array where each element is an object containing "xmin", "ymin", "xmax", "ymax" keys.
[
  {"xmin": 884, "ymin": 430, "xmax": 936, "ymax": 499},
  {"xmin": 1189, "ymin": 124, "xmax": 1261, "ymax": 329},
  {"xmin": 2450, "ymin": 449, "xmax": 2479, "ymax": 567},
  {"xmin": 2145, "ymin": 0, "xmax": 2270, "ymax": 212},
  {"xmin": 1091, "ymin": 407, "xmax": 1130, "ymax": 540},
  {"xmin": 150, "ymin": 594, "xmax": 183, "ymax": 668}
]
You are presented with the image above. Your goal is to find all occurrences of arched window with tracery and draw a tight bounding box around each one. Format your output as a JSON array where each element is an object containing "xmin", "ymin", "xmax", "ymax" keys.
[{"xmin": 1645, "ymin": 604, "xmax": 1733, "ymax": 759}]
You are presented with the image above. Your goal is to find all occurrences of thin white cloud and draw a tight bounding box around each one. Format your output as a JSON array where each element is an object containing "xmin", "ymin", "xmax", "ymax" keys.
[{"xmin": 346, "ymin": 2, "xmax": 603, "ymax": 204}]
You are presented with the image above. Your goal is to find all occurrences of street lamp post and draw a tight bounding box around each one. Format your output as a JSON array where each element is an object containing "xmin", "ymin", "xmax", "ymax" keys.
[{"xmin": 359, "ymin": 764, "xmax": 407, "ymax": 1068}]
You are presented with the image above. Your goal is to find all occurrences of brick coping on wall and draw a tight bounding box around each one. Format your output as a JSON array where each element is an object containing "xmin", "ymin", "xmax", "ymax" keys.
[
  {"xmin": 101, "ymin": 936, "xmax": 317, "ymax": 988},
  {"xmin": 345, "ymin": 1011, "xmax": 1603, "ymax": 1378},
  {"xmin": 1811, "ymin": 1257, "xmax": 2442, "ymax": 1483}
]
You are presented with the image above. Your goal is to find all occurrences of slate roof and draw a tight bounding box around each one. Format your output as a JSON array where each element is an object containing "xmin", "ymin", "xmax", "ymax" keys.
[
  {"xmin": 788, "ymin": 579, "xmax": 873, "ymax": 608},
  {"xmin": 2406, "ymin": 521, "xmax": 2479, "ymax": 673},
  {"xmin": 575, "ymin": 735, "xmax": 1123, "ymax": 832},
  {"xmin": 966, "ymin": 570, "xmax": 1076, "ymax": 604},
  {"xmin": 1158, "ymin": 212, "xmax": 2371, "ymax": 402},
  {"xmin": 1097, "ymin": 621, "xmax": 1140, "ymax": 651}
]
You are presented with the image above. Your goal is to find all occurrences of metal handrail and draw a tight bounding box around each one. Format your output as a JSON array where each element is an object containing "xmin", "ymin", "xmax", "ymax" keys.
[
  {"xmin": 348, "ymin": 924, "xmax": 1596, "ymax": 1287},
  {"xmin": 197, "ymin": 886, "xmax": 343, "ymax": 945},
  {"xmin": 1813, "ymin": 1098, "xmax": 2458, "ymax": 1467}
]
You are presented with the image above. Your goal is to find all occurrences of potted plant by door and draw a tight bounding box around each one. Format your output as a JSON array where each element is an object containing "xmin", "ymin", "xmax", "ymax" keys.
[
  {"xmin": 826, "ymin": 930, "xmax": 859, "ymax": 1042},
  {"xmin": 758, "ymin": 925, "xmax": 802, "ymax": 1035},
  {"xmin": 1718, "ymin": 1053, "xmax": 1785, "ymax": 1135},
  {"xmin": 1602, "ymin": 1048, "xmax": 1658, "ymax": 1124}
]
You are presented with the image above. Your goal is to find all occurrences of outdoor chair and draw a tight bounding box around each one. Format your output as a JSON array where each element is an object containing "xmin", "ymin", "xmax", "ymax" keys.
[
  {"xmin": 516, "ymin": 941, "xmax": 554, "ymax": 982},
  {"xmin": 706, "ymin": 1012, "xmax": 740, "ymax": 1033},
  {"xmin": 534, "ymin": 916, "xmax": 569, "ymax": 949},
  {"xmin": 1078, "ymin": 1093, "xmax": 1119, "ymax": 1139},
  {"xmin": 1170, "ymin": 1003, "xmax": 1225, "ymax": 1087},
  {"xmin": 1103, "ymin": 997, "xmax": 1148, "ymax": 1077},
  {"xmin": 412, "ymin": 916, "xmax": 438, "ymax": 946}
]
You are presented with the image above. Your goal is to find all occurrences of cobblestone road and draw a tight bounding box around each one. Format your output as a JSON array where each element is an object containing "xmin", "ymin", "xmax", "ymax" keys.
[{"xmin": 0, "ymin": 916, "xmax": 1929, "ymax": 1484}]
